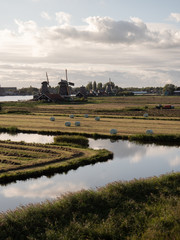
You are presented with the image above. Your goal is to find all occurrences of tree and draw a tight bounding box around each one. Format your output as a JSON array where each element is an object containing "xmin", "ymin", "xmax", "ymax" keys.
[
  {"xmin": 92, "ymin": 81, "xmax": 97, "ymax": 91},
  {"xmin": 163, "ymin": 84, "xmax": 176, "ymax": 95},
  {"xmin": 97, "ymin": 82, "xmax": 103, "ymax": 90},
  {"xmin": 86, "ymin": 82, "xmax": 92, "ymax": 91}
]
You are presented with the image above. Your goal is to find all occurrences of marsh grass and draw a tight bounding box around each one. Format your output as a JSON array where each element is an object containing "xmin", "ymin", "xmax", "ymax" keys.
[
  {"xmin": 54, "ymin": 135, "xmax": 89, "ymax": 148},
  {"xmin": 129, "ymin": 134, "xmax": 180, "ymax": 145},
  {"xmin": 0, "ymin": 173, "xmax": 179, "ymax": 239}
]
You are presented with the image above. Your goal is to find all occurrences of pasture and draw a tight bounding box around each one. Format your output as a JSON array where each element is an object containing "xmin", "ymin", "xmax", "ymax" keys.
[{"xmin": 0, "ymin": 95, "xmax": 179, "ymax": 136}]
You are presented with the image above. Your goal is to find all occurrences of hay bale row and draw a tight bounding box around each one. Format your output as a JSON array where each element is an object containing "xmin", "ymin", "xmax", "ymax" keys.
[{"xmin": 65, "ymin": 121, "xmax": 81, "ymax": 127}]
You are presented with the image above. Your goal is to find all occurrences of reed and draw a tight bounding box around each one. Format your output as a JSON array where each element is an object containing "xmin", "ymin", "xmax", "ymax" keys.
[{"xmin": 0, "ymin": 172, "xmax": 179, "ymax": 239}]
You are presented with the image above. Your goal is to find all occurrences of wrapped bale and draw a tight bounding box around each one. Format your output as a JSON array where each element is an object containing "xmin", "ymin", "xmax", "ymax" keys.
[
  {"xmin": 143, "ymin": 113, "xmax": 148, "ymax": 117},
  {"xmin": 50, "ymin": 117, "xmax": 55, "ymax": 121},
  {"xmin": 65, "ymin": 122, "xmax": 71, "ymax": 127},
  {"xmin": 146, "ymin": 129, "xmax": 153, "ymax": 134},
  {"xmin": 84, "ymin": 114, "xmax": 89, "ymax": 118},
  {"xmin": 110, "ymin": 129, "xmax": 118, "ymax": 134},
  {"xmin": 95, "ymin": 116, "xmax": 100, "ymax": 121},
  {"xmin": 75, "ymin": 121, "xmax": 80, "ymax": 126},
  {"xmin": 69, "ymin": 114, "xmax": 74, "ymax": 118}
]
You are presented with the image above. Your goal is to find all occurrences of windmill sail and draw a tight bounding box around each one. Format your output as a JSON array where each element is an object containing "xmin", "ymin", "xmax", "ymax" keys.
[{"xmin": 46, "ymin": 72, "xmax": 49, "ymax": 86}]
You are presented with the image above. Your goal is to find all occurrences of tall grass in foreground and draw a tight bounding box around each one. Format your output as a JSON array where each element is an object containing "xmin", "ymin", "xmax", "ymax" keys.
[{"xmin": 0, "ymin": 173, "xmax": 180, "ymax": 239}]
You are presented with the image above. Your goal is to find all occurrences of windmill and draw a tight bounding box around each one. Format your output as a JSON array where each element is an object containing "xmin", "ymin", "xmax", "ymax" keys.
[
  {"xmin": 58, "ymin": 69, "xmax": 74, "ymax": 96},
  {"xmin": 46, "ymin": 72, "xmax": 50, "ymax": 87},
  {"xmin": 40, "ymin": 72, "xmax": 50, "ymax": 94}
]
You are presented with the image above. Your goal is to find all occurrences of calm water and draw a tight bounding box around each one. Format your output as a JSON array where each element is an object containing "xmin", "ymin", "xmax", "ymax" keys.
[
  {"xmin": 0, "ymin": 133, "xmax": 179, "ymax": 213},
  {"xmin": 0, "ymin": 95, "xmax": 33, "ymax": 102}
]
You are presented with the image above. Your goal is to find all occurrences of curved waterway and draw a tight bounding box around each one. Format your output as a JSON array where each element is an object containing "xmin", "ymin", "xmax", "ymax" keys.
[{"xmin": 0, "ymin": 133, "xmax": 179, "ymax": 213}]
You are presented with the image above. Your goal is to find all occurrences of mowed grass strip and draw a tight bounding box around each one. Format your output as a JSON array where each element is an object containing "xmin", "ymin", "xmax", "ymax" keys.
[
  {"xmin": 0, "ymin": 139, "xmax": 112, "ymax": 183},
  {"xmin": 0, "ymin": 114, "xmax": 180, "ymax": 135},
  {"xmin": 0, "ymin": 140, "xmax": 82, "ymax": 173}
]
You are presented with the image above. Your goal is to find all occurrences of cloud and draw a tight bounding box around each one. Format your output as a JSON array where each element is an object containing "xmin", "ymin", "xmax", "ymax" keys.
[
  {"xmin": 1, "ymin": 14, "xmax": 180, "ymax": 88},
  {"xmin": 55, "ymin": 12, "xmax": 71, "ymax": 26},
  {"xmin": 169, "ymin": 13, "xmax": 180, "ymax": 22},
  {"xmin": 41, "ymin": 11, "xmax": 51, "ymax": 21}
]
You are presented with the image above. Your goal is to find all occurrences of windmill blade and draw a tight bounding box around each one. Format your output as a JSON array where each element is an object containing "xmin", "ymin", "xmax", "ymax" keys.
[
  {"xmin": 68, "ymin": 82, "xmax": 74, "ymax": 86},
  {"xmin": 46, "ymin": 72, "xmax": 49, "ymax": 86}
]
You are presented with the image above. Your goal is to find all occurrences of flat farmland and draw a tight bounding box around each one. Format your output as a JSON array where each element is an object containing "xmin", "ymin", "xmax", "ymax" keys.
[
  {"xmin": 0, "ymin": 114, "xmax": 179, "ymax": 135},
  {"xmin": 2, "ymin": 96, "xmax": 180, "ymax": 117},
  {"xmin": 0, "ymin": 96, "xmax": 180, "ymax": 135}
]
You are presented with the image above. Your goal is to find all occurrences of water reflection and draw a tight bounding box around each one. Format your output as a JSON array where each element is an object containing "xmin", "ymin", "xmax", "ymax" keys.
[
  {"xmin": 0, "ymin": 95, "xmax": 33, "ymax": 102},
  {"xmin": 0, "ymin": 133, "xmax": 179, "ymax": 213},
  {"xmin": 0, "ymin": 132, "xmax": 53, "ymax": 144}
]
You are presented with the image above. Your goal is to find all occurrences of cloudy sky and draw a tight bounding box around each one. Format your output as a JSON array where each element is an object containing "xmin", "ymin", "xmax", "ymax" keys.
[{"xmin": 1, "ymin": 0, "xmax": 180, "ymax": 88}]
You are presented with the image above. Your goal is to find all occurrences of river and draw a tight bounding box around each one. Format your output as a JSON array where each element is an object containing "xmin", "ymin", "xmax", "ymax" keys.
[{"xmin": 0, "ymin": 133, "xmax": 179, "ymax": 213}]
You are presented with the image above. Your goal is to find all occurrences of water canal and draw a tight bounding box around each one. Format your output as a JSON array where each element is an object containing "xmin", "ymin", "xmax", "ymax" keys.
[{"xmin": 0, "ymin": 133, "xmax": 179, "ymax": 213}]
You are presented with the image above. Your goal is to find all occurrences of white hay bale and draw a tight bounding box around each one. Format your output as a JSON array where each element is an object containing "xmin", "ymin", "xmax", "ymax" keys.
[
  {"xmin": 69, "ymin": 114, "xmax": 74, "ymax": 118},
  {"xmin": 75, "ymin": 121, "xmax": 80, "ymax": 126},
  {"xmin": 50, "ymin": 117, "xmax": 55, "ymax": 121},
  {"xmin": 146, "ymin": 129, "xmax": 153, "ymax": 134},
  {"xmin": 110, "ymin": 129, "xmax": 118, "ymax": 134},
  {"xmin": 143, "ymin": 113, "xmax": 149, "ymax": 117},
  {"xmin": 65, "ymin": 122, "xmax": 71, "ymax": 127},
  {"xmin": 95, "ymin": 116, "xmax": 100, "ymax": 121},
  {"xmin": 84, "ymin": 114, "xmax": 89, "ymax": 118}
]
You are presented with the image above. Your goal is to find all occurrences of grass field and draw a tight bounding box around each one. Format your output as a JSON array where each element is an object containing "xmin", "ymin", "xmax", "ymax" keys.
[
  {"xmin": 0, "ymin": 113, "xmax": 179, "ymax": 135},
  {"xmin": 0, "ymin": 96, "xmax": 179, "ymax": 239},
  {"xmin": 0, "ymin": 139, "xmax": 112, "ymax": 184},
  {"xmin": 0, "ymin": 96, "xmax": 180, "ymax": 136}
]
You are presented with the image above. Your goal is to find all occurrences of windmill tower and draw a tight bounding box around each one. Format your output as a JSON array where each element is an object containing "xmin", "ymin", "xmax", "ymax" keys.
[
  {"xmin": 105, "ymin": 78, "xmax": 113, "ymax": 94},
  {"xmin": 58, "ymin": 69, "xmax": 74, "ymax": 96},
  {"xmin": 40, "ymin": 72, "xmax": 50, "ymax": 94}
]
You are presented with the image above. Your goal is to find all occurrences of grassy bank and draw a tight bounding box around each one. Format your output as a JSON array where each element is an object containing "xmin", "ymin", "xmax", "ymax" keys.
[
  {"xmin": 0, "ymin": 172, "xmax": 179, "ymax": 239},
  {"xmin": 0, "ymin": 139, "xmax": 113, "ymax": 185},
  {"xmin": 129, "ymin": 134, "xmax": 180, "ymax": 146},
  {"xmin": 54, "ymin": 134, "xmax": 89, "ymax": 148}
]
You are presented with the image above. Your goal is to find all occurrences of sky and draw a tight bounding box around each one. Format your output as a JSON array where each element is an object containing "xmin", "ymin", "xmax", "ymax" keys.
[{"xmin": 1, "ymin": 0, "xmax": 180, "ymax": 89}]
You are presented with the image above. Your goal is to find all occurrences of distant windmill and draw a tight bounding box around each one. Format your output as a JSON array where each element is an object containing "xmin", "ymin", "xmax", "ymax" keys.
[
  {"xmin": 46, "ymin": 72, "xmax": 50, "ymax": 87},
  {"xmin": 40, "ymin": 72, "xmax": 50, "ymax": 94},
  {"xmin": 105, "ymin": 78, "xmax": 113, "ymax": 94},
  {"xmin": 58, "ymin": 69, "xmax": 74, "ymax": 96}
]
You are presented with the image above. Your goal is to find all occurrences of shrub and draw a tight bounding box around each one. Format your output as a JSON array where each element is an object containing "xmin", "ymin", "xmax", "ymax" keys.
[{"xmin": 54, "ymin": 135, "xmax": 89, "ymax": 148}]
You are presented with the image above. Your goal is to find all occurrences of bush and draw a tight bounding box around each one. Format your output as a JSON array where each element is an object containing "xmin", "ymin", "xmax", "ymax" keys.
[{"xmin": 54, "ymin": 135, "xmax": 89, "ymax": 147}]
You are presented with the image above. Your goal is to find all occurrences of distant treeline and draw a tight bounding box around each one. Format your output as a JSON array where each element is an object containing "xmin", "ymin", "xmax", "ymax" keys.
[{"xmin": 17, "ymin": 83, "xmax": 180, "ymax": 96}]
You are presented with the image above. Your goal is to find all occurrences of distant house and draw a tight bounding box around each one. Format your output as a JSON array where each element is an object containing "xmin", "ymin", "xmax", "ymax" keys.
[{"xmin": 34, "ymin": 93, "xmax": 64, "ymax": 103}]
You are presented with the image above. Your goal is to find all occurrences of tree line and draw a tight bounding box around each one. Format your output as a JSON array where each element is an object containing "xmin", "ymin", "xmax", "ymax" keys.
[{"xmin": 17, "ymin": 82, "xmax": 179, "ymax": 96}]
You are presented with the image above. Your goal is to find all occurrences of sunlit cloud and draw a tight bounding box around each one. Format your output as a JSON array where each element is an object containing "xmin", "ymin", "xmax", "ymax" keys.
[
  {"xmin": 169, "ymin": 13, "xmax": 180, "ymax": 22},
  {"xmin": 55, "ymin": 12, "xmax": 71, "ymax": 26}
]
